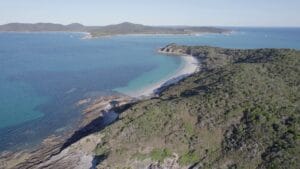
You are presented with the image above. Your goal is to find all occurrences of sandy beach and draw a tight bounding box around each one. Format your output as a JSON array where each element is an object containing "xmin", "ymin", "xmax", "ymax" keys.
[{"xmin": 125, "ymin": 55, "xmax": 199, "ymax": 98}]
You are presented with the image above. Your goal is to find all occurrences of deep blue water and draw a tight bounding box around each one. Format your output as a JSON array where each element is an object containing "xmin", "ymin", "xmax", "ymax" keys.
[{"xmin": 0, "ymin": 27, "xmax": 300, "ymax": 152}]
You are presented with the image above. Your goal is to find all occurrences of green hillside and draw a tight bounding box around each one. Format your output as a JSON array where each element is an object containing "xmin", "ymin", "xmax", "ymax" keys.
[{"xmin": 95, "ymin": 44, "xmax": 300, "ymax": 169}]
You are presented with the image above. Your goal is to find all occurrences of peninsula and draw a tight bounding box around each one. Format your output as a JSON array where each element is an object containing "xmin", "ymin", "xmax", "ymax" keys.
[
  {"xmin": 0, "ymin": 22, "xmax": 230, "ymax": 37},
  {"xmin": 1, "ymin": 44, "xmax": 299, "ymax": 169}
]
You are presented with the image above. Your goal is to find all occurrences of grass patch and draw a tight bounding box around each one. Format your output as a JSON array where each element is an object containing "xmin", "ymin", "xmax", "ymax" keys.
[
  {"xmin": 178, "ymin": 150, "xmax": 199, "ymax": 166},
  {"xmin": 183, "ymin": 121, "xmax": 195, "ymax": 136},
  {"xmin": 150, "ymin": 148, "xmax": 172, "ymax": 162}
]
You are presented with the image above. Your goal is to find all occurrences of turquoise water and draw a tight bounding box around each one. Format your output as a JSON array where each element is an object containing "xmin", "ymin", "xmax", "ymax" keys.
[
  {"xmin": 0, "ymin": 28, "xmax": 300, "ymax": 151},
  {"xmin": 0, "ymin": 32, "xmax": 181, "ymax": 151}
]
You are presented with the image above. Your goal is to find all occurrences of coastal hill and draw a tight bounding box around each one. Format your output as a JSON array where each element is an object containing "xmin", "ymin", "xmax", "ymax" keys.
[
  {"xmin": 0, "ymin": 22, "xmax": 230, "ymax": 37},
  {"xmin": 0, "ymin": 23, "xmax": 88, "ymax": 32},
  {"xmin": 92, "ymin": 44, "xmax": 300, "ymax": 168},
  {"xmin": 88, "ymin": 22, "xmax": 229, "ymax": 37}
]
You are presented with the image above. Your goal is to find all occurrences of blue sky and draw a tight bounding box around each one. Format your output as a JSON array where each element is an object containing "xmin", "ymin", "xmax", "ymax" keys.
[{"xmin": 0, "ymin": 0, "xmax": 299, "ymax": 27}]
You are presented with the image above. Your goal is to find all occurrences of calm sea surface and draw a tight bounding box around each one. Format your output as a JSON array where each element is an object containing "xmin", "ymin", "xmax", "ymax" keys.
[{"xmin": 0, "ymin": 27, "xmax": 299, "ymax": 151}]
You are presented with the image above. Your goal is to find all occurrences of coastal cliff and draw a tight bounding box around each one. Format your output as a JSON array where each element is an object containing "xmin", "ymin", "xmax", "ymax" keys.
[{"xmin": 1, "ymin": 44, "xmax": 299, "ymax": 169}]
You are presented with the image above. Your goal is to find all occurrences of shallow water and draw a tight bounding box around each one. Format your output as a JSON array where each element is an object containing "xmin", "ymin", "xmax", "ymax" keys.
[
  {"xmin": 0, "ymin": 27, "xmax": 300, "ymax": 151},
  {"xmin": 0, "ymin": 32, "xmax": 181, "ymax": 151}
]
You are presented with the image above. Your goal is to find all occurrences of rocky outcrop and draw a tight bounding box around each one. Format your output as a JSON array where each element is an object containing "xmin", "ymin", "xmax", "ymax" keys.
[
  {"xmin": 158, "ymin": 43, "xmax": 189, "ymax": 56},
  {"xmin": 0, "ymin": 136, "xmax": 64, "ymax": 169}
]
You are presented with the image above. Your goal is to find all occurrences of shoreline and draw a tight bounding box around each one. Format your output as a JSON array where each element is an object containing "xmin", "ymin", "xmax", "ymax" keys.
[
  {"xmin": 83, "ymin": 31, "xmax": 232, "ymax": 39},
  {"xmin": 122, "ymin": 53, "xmax": 199, "ymax": 98}
]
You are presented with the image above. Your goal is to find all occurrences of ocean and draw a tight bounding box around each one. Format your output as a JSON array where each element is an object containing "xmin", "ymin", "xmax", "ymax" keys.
[{"xmin": 0, "ymin": 27, "xmax": 299, "ymax": 152}]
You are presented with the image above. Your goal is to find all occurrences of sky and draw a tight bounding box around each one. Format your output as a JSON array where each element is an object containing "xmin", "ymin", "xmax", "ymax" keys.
[{"xmin": 0, "ymin": 0, "xmax": 299, "ymax": 27}]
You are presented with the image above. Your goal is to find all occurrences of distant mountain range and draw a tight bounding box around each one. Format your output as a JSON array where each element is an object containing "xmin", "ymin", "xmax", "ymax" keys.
[{"xmin": 0, "ymin": 22, "xmax": 230, "ymax": 37}]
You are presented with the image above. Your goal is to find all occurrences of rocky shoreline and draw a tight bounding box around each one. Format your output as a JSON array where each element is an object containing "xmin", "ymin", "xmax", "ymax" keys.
[
  {"xmin": 0, "ymin": 44, "xmax": 199, "ymax": 169},
  {"xmin": 0, "ymin": 95, "xmax": 134, "ymax": 169}
]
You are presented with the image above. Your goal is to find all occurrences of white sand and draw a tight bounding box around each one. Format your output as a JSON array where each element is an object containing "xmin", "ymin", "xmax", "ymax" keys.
[{"xmin": 127, "ymin": 55, "xmax": 199, "ymax": 98}]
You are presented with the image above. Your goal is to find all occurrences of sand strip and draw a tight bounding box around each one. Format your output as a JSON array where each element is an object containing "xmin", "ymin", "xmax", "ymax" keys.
[{"xmin": 126, "ymin": 55, "xmax": 199, "ymax": 98}]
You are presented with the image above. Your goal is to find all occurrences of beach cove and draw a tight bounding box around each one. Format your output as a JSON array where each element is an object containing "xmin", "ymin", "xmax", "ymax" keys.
[{"xmin": 0, "ymin": 32, "xmax": 205, "ymax": 153}]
